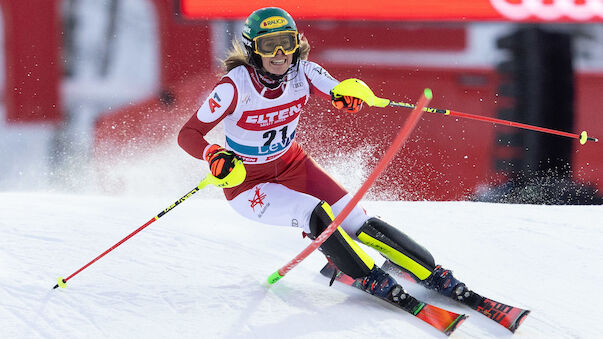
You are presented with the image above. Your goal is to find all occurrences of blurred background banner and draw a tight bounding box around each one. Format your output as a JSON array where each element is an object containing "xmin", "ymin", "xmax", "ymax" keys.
[
  {"xmin": 0, "ymin": 0, "xmax": 601, "ymax": 203},
  {"xmin": 180, "ymin": 0, "xmax": 603, "ymax": 22}
]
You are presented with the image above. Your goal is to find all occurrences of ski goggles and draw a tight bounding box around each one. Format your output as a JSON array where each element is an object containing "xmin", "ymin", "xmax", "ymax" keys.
[{"xmin": 253, "ymin": 31, "xmax": 299, "ymax": 58}]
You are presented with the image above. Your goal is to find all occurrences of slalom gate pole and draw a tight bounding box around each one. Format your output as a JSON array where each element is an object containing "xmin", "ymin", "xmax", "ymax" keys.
[
  {"xmin": 267, "ymin": 88, "xmax": 433, "ymax": 285},
  {"xmin": 331, "ymin": 78, "xmax": 598, "ymax": 145},
  {"xmin": 53, "ymin": 175, "xmax": 215, "ymax": 289}
]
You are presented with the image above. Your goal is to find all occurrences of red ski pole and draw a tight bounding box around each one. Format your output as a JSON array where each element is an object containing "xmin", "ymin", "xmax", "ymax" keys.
[
  {"xmin": 53, "ymin": 162, "xmax": 246, "ymax": 289},
  {"xmin": 331, "ymin": 78, "xmax": 597, "ymax": 145},
  {"xmin": 388, "ymin": 101, "xmax": 598, "ymax": 145},
  {"xmin": 267, "ymin": 88, "xmax": 433, "ymax": 285}
]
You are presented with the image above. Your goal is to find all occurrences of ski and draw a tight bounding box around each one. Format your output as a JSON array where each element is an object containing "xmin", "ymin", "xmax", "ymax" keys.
[
  {"xmin": 320, "ymin": 263, "xmax": 467, "ymax": 336},
  {"xmin": 381, "ymin": 260, "xmax": 530, "ymax": 333}
]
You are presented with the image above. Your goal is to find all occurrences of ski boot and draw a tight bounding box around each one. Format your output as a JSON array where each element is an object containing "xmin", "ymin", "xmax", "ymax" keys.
[
  {"xmin": 421, "ymin": 265, "xmax": 481, "ymax": 307},
  {"xmin": 359, "ymin": 266, "xmax": 418, "ymax": 311}
]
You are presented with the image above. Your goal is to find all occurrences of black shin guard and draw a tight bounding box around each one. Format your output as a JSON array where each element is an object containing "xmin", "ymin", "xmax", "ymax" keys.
[
  {"xmin": 356, "ymin": 217, "xmax": 436, "ymax": 281},
  {"xmin": 309, "ymin": 202, "xmax": 373, "ymax": 279}
]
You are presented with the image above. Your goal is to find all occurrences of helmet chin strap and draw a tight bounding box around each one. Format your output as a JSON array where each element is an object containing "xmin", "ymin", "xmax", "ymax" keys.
[
  {"xmin": 256, "ymin": 61, "xmax": 300, "ymax": 89},
  {"xmin": 258, "ymin": 68, "xmax": 287, "ymax": 88}
]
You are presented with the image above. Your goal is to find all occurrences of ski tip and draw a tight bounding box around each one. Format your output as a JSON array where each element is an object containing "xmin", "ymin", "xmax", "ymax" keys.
[
  {"xmin": 508, "ymin": 309, "xmax": 530, "ymax": 333},
  {"xmin": 444, "ymin": 314, "xmax": 468, "ymax": 336}
]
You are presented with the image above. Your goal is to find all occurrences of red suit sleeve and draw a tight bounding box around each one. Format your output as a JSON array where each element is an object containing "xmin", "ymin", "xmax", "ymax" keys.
[{"xmin": 178, "ymin": 77, "xmax": 238, "ymax": 160}]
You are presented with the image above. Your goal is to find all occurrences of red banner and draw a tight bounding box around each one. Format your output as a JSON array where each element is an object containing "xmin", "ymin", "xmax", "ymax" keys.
[
  {"xmin": 180, "ymin": 0, "xmax": 603, "ymax": 22},
  {"xmin": 2, "ymin": 0, "xmax": 62, "ymax": 123}
]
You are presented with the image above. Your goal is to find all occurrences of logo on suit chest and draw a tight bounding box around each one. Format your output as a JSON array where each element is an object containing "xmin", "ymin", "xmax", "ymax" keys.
[{"xmin": 238, "ymin": 96, "xmax": 306, "ymax": 131}]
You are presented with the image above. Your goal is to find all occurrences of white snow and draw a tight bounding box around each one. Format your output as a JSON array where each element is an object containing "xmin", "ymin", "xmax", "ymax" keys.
[
  {"xmin": 1, "ymin": 5, "xmax": 603, "ymax": 337},
  {"xmin": 1, "ymin": 192, "xmax": 601, "ymax": 338}
]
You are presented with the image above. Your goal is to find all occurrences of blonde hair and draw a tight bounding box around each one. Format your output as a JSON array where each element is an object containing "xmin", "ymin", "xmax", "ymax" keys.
[{"xmin": 221, "ymin": 34, "xmax": 311, "ymax": 73}]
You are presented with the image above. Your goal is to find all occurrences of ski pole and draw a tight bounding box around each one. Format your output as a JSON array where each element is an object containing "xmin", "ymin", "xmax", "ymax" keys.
[
  {"xmin": 53, "ymin": 161, "xmax": 246, "ymax": 290},
  {"xmin": 388, "ymin": 101, "xmax": 597, "ymax": 145},
  {"xmin": 332, "ymin": 78, "xmax": 598, "ymax": 145},
  {"xmin": 267, "ymin": 88, "xmax": 432, "ymax": 285}
]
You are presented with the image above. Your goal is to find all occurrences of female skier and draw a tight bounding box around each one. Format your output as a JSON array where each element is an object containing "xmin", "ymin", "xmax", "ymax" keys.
[{"xmin": 178, "ymin": 7, "xmax": 472, "ymax": 307}]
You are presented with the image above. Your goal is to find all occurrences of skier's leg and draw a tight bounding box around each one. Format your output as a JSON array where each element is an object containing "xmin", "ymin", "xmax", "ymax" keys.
[
  {"xmin": 355, "ymin": 217, "xmax": 470, "ymax": 300},
  {"xmin": 228, "ymin": 182, "xmax": 321, "ymax": 231},
  {"xmin": 307, "ymin": 201, "xmax": 373, "ymax": 279},
  {"xmin": 355, "ymin": 217, "xmax": 436, "ymax": 280},
  {"xmin": 228, "ymin": 183, "xmax": 376, "ymax": 280},
  {"xmin": 328, "ymin": 193, "xmax": 372, "ymax": 238},
  {"xmin": 274, "ymin": 146, "xmax": 373, "ymax": 238},
  {"xmin": 309, "ymin": 201, "xmax": 410, "ymax": 305}
]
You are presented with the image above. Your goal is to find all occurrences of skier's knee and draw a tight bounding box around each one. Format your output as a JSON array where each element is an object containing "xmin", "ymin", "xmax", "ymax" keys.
[
  {"xmin": 356, "ymin": 217, "xmax": 435, "ymax": 280},
  {"xmin": 309, "ymin": 201, "xmax": 374, "ymax": 279}
]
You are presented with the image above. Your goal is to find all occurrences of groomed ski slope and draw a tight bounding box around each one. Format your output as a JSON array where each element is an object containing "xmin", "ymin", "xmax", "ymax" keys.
[{"xmin": 0, "ymin": 192, "xmax": 600, "ymax": 338}]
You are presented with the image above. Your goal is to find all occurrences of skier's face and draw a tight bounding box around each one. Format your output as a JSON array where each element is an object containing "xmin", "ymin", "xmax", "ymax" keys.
[{"xmin": 261, "ymin": 49, "xmax": 293, "ymax": 76}]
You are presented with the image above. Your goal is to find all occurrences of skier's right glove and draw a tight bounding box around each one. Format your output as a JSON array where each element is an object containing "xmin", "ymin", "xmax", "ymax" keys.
[{"xmin": 204, "ymin": 144, "xmax": 240, "ymax": 179}]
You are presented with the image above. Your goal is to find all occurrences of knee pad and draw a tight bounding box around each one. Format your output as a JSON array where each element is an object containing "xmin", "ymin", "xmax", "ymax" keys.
[
  {"xmin": 356, "ymin": 217, "xmax": 435, "ymax": 281},
  {"xmin": 309, "ymin": 201, "xmax": 374, "ymax": 279}
]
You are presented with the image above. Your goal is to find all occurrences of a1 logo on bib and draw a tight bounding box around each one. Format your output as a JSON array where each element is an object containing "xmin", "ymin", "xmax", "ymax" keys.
[
  {"xmin": 197, "ymin": 82, "xmax": 234, "ymax": 123},
  {"xmin": 261, "ymin": 16, "xmax": 288, "ymax": 29},
  {"xmin": 208, "ymin": 93, "xmax": 221, "ymax": 113}
]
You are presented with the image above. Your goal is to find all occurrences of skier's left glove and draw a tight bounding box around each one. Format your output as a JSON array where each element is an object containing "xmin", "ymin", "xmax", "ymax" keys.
[
  {"xmin": 204, "ymin": 144, "xmax": 241, "ymax": 179},
  {"xmin": 330, "ymin": 91, "xmax": 363, "ymax": 113}
]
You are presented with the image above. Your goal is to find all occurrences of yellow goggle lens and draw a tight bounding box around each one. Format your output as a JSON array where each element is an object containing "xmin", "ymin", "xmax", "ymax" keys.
[{"xmin": 253, "ymin": 31, "xmax": 299, "ymax": 57}]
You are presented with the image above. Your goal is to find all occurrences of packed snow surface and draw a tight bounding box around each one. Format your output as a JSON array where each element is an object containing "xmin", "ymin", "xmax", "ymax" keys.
[{"xmin": 1, "ymin": 192, "xmax": 601, "ymax": 338}]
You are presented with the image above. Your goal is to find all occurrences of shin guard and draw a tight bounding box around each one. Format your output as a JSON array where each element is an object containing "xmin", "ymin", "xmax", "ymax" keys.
[
  {"xmin": 356, "ymin": 217, "xmax": 435, "ymax": 281},
  {"xmin": 309, "ymin": 202, "xmax": 374, "ymax": 279}
]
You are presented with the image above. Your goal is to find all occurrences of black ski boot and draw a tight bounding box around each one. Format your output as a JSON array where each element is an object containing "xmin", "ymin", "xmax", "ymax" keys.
[
  {"xmin": 421, "ymin": 265, "xmax": 477, "ymax": 305},
  {"xmin": 359, "ymin": 266, "xmax": 416, "ymax": 310}
]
